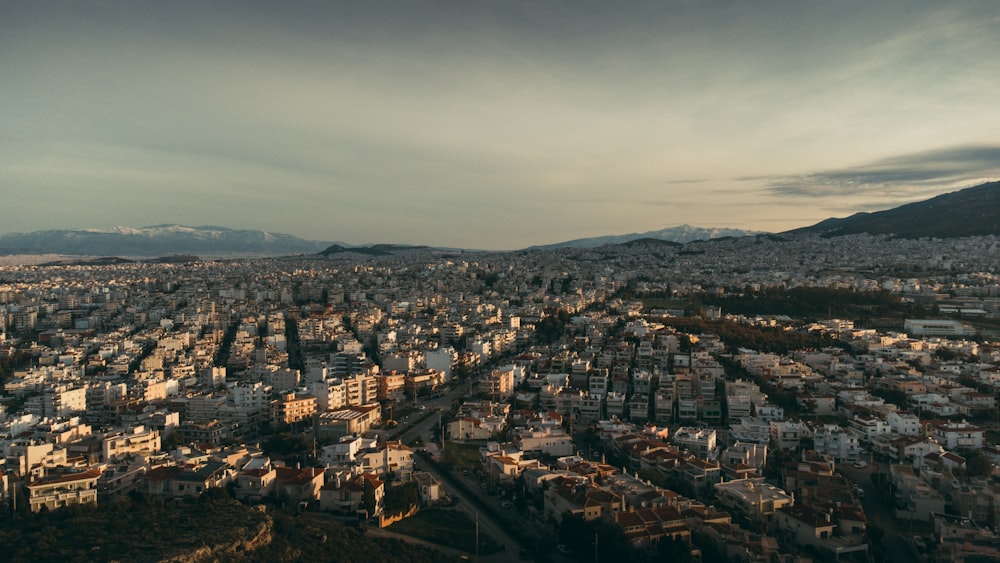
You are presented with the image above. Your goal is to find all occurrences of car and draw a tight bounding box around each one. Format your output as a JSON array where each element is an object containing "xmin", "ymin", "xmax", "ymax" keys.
[
  {"xmin": 852, "ymin": 460, "xmax": 868, "ymax": 469},
  {"xmin": 501, "ymin": 501, "xmax": 512, "ymax": 509},
  {"xmin": 556, "ymin": 545, "xmax": 571, "ymax": 554}
]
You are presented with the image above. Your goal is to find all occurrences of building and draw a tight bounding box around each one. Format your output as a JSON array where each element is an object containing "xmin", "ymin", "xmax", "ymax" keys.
[
  {"xmin": 903, "ymin": 319, "xmax": 971, "ymax": 336},
  {"xmin": 26, "ymin": 469, "xmax": 101, "ymax": 512},
  {"xmin": 930, "ymin": 420, "xmax": 985, "ymax": 450},
  {"xmin": 270, "ymin": 392, "xmax": 317, "ymax": 425},
  {"xmin": 714, "ymin": 478, "xmax": 794, "ymax": 526},
  {"xmin": 317, "ymin": 404, "xmax": 382, "ymax": 439},
  {"xmin": 671, "ymin": 427, "xmax": 717, "ymax": 459},
  {"xmin": 479, "ymin": 367, "xmax": 515, "ymax": 400},
  {"xmin": 887, "ymin": 411, "xmax": 921, "ymax": 435},
  {"xmin": 102, "ymin": 425, "xmax": 161, "ymax": 461}
]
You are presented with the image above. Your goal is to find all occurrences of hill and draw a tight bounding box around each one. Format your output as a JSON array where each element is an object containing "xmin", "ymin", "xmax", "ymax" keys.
[
  {"xmin": 0, "ymin": 497, "xmax": 460, "ymax": 563},
  {"xmin": 788, "ymin": 181, "xmax": 1000, "ymax": 238},
  {"xmin": 318, "ymin": 243, "xmax": 431, "ymax": 257}
]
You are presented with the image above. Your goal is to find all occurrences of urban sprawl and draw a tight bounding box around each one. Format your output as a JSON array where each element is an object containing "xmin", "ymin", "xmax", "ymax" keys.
[{"xmin": 2, "ymin": 233, "xmax": 999, "ymax": 562}]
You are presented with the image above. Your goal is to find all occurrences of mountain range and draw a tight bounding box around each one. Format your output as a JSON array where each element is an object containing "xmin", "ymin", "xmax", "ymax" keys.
[
  {"xmin": 527, "ymin": 225, "xmax": 761, "ymax": 250},
  {"xmin": 786, "ymin": 181, "xmax": 1000, "ymax": 238},
  {"xmin": 0, "ymin": 225, "xmax": 332, "ymax": 257},
  {"xmin": 2, "ymin": 182, "xmax": 998, "ymax": 257}
]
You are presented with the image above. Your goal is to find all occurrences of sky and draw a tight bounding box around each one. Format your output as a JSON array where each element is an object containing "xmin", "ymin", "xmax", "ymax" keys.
[{"xmin": 2, "ymin": 1, "xmax": 1000, "ymax": 250}]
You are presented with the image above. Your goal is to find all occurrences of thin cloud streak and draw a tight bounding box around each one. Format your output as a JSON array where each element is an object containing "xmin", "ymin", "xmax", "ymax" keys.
[{"xmin": 765, "ymin": 145, "xmax": 1000, "ymax": 198}]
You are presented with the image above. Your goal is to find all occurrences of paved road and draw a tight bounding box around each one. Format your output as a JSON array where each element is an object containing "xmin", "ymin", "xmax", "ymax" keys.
[
  {"xmin": 841, "ymin": 461, "xmax": 917, "ymax": 563},
  {"xmin": 416, "ymin": 451, "xmax": 526, "ymax": 562}
]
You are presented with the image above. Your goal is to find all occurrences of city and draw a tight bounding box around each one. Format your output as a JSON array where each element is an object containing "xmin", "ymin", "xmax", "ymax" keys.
[{"xmin": 1, "ymin": 232, "xmax": 998, "ymax": 562}]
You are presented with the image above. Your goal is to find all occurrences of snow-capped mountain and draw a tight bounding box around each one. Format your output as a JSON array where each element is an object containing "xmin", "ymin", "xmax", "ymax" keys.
[
  {"xmin": 528, "ymin": 225, "xmax": 762, "ymax": 250},
  {"xmin": 0, "ymin": 225, "xmax": 333, "ymax": 257}
]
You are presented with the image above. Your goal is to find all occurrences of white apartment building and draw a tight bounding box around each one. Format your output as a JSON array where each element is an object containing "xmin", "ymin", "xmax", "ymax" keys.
[
  {"xmin": 931, "ymin": 421, "xmax": 985, "ymax": 450},
  {"xmin": 847, "ymin": 416, "xmax": 890, "ymax": 442},
  {"xmin": 812, "ymin": 425, "xmax": 862, "ymax": 462},
  {"xmin": 770, "ymin": 420, "xmax": 809, "ymax": 451},
  {"xmin": 516, "ymin": 428, "xmax": 575, "ymax": 457},
  {"xmin": 730, "ymin": 417, "xmax": 772, "ymax": 444},
  {"xmin": 672, "ymin": 427, "xmax": 717, "ymax": 458},
  {"xmin": 888, "ymin": 411, "xmax": 922, "ymax": 436}
]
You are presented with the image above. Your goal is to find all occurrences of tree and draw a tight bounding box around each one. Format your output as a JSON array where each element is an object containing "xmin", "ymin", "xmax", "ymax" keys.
[
  {"xmin": 960, "ymin": 450, "xmax": 992, "ymax": 479},
  {"xmin": 383, "ymin": 482, "xmax": 421, "ymax": 515}
]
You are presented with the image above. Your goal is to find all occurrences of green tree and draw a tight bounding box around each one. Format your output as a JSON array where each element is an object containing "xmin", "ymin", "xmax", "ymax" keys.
[{"xmin": 383, "ymin": 482, "xmax": 421, "ymax": 515}]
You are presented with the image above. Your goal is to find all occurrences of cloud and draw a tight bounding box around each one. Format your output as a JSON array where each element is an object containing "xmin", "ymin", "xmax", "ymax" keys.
[{"xmin": 765, "ymin": 144, "xmax": 1000, "ymax": 198}]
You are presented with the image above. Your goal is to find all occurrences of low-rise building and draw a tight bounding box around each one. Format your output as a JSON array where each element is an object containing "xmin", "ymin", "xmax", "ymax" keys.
[
  {"xmin": 714, "ymin": 478, "xmax": 794, "ymax": 526},
  {"xmin": 26, "ymin": 468, "xmax": 101, "ymax": 512}
]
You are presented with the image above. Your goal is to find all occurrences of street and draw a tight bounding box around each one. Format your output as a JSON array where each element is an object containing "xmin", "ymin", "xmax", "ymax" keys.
[{"xmin": 841, "ymin": 461, "xmax": 917, "ymax": 563}]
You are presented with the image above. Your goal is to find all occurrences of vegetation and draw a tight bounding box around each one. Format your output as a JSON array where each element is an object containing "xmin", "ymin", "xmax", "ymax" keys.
[
  {"xmin": 661, "ymin": 317, "xmax": 846, "ymax": 355},
  {"xmin": 0, "ymin": 495, "xmax": 457, "ymax": 563},
  {"xmin": 957, "ymin": 449, "xmax": 994, "ymax": 479},
  {"xmin": 696, "ymin": 287, "xmax": 908, "ymax": 320},
  {"xmin": 440, "ymin": 441, "xmax": 482, "ymax": 472},
  {"xmin": 384, "ymin": 482, "xmax": 421, "ymax": 515},
  {"xmin": 262, "ymin": 431, "xmax": 312, "ymax": 464},
  {"xmin": 387, "ymin": 507, "xmax": 502, "ymax": 555},
  {"xmin": 535, "ymin": 309, "xmax": 571, "ymax": 344},
  {"xmin": 557, "ymin": 512, "xmax": 695, "ymax": 563}
]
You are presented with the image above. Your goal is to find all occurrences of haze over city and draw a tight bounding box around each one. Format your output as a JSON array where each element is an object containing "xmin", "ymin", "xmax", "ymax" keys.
[{"xmin": 2, "ymin": 0, "xmax": 1000, "ymax": 250}]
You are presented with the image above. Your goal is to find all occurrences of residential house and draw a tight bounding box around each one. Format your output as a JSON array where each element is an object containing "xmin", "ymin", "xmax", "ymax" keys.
[
  {"xmin": 26, "ymin": 468, "xmax": 100, "ymax": 512},
  {"xmin": 714, "ymin": 478, "xmax": 794, "ymax": 527}
]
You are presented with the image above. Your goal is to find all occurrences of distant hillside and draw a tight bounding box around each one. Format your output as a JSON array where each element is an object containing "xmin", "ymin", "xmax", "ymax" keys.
[
  {"xmin": 788, "ymin": 181, "xmax": 1000, "ymax": 238},
  {"xmin": 0, "ymin": 225, "xmax": 333, "ymax": 257},
  {"xmin": 529, "ymin": 225, "xmax": 761, "ymax": 250},
  {"xmin": 318, "ymin": 243, "xmax": 431, "ymax": 257},
  {"xmin": 618, "ymin": 237, "xmax": 683, "ymax": 249}
]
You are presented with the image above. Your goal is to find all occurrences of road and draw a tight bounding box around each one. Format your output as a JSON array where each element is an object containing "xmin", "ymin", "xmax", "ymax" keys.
[
  {"xmin": 841, "ymin": 461, "xmax": 917, "ymax": 563},
  {"xmin": 415, "ymin": 450, "xmax": 526, "ymax": 562},
  {"xmin": 383, "ymin": 379, "xmax": 528, "ymax": 562}
]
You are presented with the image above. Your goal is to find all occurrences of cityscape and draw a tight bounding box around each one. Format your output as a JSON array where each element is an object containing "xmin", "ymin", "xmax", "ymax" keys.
[
  {"xmin": 1, "ymin": 222, "xmax": 999, "ymax": 562},
  {"xmin": 3, "ymin": 1, "xmax": 1000, "ymax": 562}
]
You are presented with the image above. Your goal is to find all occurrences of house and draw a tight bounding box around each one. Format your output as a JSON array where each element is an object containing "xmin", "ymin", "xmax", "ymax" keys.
[
  {"xmin": 769, "ymin": 420, "xmax": 809, "ymax": 451},
  {"xmin": 356, "ymin": 441, "xmax": 414, "ymax": 480},
  {"xmin": 673, "ymin": 459, "xmax": 722, "ymax": 495},
  {"xmin": 929, "ymin": 420, "xmax": 985, "ymax": 450},
  {"xmin": 671, "ymin": 427, "xmax": 717, "ymax": 459},
  {"xmin": 775, "ymin": 502, "xmax": 868, "ymax": 559},
  {"xmin": 544, "ymin": 477, "xmax": 624, "ymax": 523},
  {"xmin": 515, "ymin": 427, "xmax": 575, "ymax": 457},
  {"xmin": 887, "ymin": 410, "xmax": 922, "ymax": 435},
  {"xmin": 235, "ymin": 457, "xmax": 278, "ymax": 502},
  {"xmin": 614, "ymin": 506, "xmax": 691, "ymax": 547},
  {"xmin": 713, "ymin": 478, "xmax": 794, "ymax": 526},
  {"xmin": 319, "ymin": 472, "xmax": 384, "ymax": 520},
  {"xmin": 412, "ymin": 471, "xmax": 441, "ymax": 504},
  {"xmin": 26, "ymin": 468, "xmax": 101, "ymax": 512},
  {"xmin": 274, "ymin": 465, "xmax": 325, "ymax": 504},
  {"xmin": 317, "ymin": 404, "xmax": 382, "ymax": 439},
  {"xmin": 141, "ymin": 459, "xmax": 231, "ymax": 499},
  {"xmin": 811, "ymin": 424, "xmax": 862, "ymax": 462},
  {"xmin": 102, "ymin": 425, "xmax": 161, "ymax": 461},
  {"xmin": 447, "ymin": 417, "xmax": 494, "ymax": 441}
]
